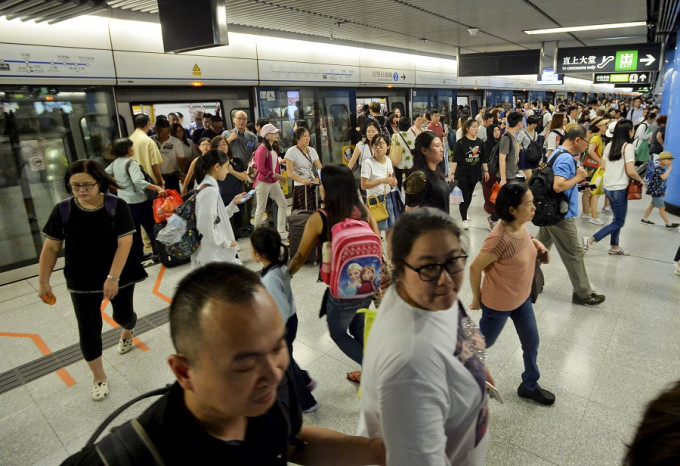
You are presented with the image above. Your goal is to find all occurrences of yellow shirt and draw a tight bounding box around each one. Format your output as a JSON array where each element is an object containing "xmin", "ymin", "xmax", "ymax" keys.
[{"xmin": 129, "ymin": 129, "xmax": 163, "ymax": 183}]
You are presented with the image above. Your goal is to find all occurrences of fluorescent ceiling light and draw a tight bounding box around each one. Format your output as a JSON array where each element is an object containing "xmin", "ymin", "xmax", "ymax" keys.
[{"xmin": 524, "ymin": 22, "xmax": 646, "ymax": 35}]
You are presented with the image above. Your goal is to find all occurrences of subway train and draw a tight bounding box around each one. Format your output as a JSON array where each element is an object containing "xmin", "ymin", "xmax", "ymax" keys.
[{"xmin": 0, "ymin": 15, "xmax": 633, "ymax": 282}]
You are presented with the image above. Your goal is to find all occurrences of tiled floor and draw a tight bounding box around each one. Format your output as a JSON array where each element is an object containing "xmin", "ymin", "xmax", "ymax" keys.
[{"xmin": 1, "ymin": 188, "xmax": 679, "ymax": 465}]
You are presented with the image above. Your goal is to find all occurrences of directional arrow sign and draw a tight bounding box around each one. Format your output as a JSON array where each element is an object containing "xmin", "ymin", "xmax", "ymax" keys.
[
  {"xmin": 400, "ymin": 74, "xmax": 406, "ymax": 80},
  {"xmin": 593, "ymin": 72, "xmax": 653, "ymax": 85},
  {"xmin": 558, "ymin": 43, "xmax": 661, "ymax": 73},
  {"xmin": 640, "ymin": 54, "xmax": 656, "ymax": 67}
]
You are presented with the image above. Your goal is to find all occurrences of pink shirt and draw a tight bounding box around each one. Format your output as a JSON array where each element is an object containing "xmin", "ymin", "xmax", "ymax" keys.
[
  {"xmin": 480, "ymin": 223, "xmax": 537, "ymax": 311},
  {"xmin": 253, "ymin": 144, "xmax": 280, "ymax": 187}
]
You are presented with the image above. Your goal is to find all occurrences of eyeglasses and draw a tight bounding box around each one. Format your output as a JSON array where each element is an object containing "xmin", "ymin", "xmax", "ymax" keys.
[
  {"xmin": 402, "ymin": 256, "xmax": 468, "ymax": 281},
  {"xmin": 373, "ymin": 141, "xmax": 387, "ymax": 148},
  {"xmin": 68, "ymin": 182, "xmax": 98, "ymax": 191}
]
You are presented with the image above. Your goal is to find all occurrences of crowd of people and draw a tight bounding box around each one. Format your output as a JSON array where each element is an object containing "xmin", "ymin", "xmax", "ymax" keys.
[{"xmin": 38, "ymin": 96, "xmax": 680, "ymax": 464}]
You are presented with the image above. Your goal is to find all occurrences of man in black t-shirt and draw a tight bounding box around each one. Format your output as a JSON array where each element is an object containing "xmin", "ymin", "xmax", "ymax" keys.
[{"xmin": 64, "ymin": 264, "xmax": 384, "ymax": 465}]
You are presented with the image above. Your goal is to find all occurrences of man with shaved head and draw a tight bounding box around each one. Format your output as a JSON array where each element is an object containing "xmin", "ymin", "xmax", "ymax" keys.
[{"xmin": 66, "ymin": 263, "xmax": 384, "ymax": 464}]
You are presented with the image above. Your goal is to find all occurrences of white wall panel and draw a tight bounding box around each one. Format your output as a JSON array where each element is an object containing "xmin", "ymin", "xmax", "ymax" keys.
[
  {"xmin": 113, "ymin": 51, "xmax": 257, "ymax": 86},
  {"xmin": 0, "ymin": 17, "xmax": 111, "ymax": 49},
  {"xmin": 258, "ymin": 60, "xmax": 359, "ymax": 86}
]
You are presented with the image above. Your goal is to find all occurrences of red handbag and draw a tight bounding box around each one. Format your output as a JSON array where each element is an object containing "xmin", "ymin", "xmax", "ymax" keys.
[{"xmin": 627, "ymin": 180, "xmax": 642, "ymax": 200}]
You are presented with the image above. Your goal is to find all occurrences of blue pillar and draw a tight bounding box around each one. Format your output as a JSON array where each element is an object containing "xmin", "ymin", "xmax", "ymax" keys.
[
  {"xmin": 661, "ymin": 48, "xmax": 674, "ymax": 115},
  {"xmin": 663, "ymin": 38, "xmax": 680, "ymax": 213}
]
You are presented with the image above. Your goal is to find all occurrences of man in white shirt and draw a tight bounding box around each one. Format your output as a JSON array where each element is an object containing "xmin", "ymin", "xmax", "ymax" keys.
[
  {"xmin": 627, "ymin": 97, "xmax": 645, "ymax": 125},
  {"xmin": 153, "ymin": 118, "xmax": 185, "ymax": 191}
]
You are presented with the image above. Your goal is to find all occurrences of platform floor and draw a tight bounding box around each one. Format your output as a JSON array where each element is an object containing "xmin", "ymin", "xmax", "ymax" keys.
[{"xmin": 1, "ymin": 187, "xmax": 679, "ymax": 465}]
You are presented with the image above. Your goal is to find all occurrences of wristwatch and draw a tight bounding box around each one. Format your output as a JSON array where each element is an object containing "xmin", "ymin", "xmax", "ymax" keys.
[{"xmin": 106, "ymin": 275, "xmax": 120, "ymax": 282}]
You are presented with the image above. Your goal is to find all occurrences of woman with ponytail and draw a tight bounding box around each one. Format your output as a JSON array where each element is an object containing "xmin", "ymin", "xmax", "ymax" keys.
[
  {"xmin": 251, "ymin": 226, "xmax": 318, "ymax": 413},
  {"xmin": 191, "ymin": 149, "xmax": 247, "ymax": 268}
]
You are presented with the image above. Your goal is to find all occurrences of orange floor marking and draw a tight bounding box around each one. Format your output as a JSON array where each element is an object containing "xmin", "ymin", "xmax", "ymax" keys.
[
  {"xmin": 0, "ymin": 332, "xmax": 76, "ymax": 387},
  {"xmin": 152, "ymin": 265, "xmax": 173, "ymax": 304},
  {"xmin": 100, "ymin": 300, "xmax": 149, "ymax": 352}
]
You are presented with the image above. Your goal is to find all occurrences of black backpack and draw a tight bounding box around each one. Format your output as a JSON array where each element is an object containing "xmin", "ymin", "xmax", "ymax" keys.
[
  {"xmin": 487, "ymin": 133, "xmax": 511, "ymax": 177},
  {"xmin": 523, "ymin": 131, "xmax": 543, "ymax": 164},
  {"xmin": 529, "ymin": 149, "xmax": 571, "ymax": 226}
]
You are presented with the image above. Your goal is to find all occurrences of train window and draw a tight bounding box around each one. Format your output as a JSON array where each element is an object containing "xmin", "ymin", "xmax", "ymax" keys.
[
  {"xmin": 257, "ymin": 87, "xmax": 353, "ymax": 165},
  {"xmin": 0, "ymin": 86, "xmax": 117, "ymax": 278}
]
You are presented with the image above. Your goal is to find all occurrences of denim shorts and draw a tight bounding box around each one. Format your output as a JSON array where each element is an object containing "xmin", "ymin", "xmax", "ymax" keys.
[{"xmin": 651, "ymin": 196, "xmax": 664, "ymax": 208}]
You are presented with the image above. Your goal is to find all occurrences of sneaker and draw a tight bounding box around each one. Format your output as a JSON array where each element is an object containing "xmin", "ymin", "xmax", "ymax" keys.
[
  {"xmin": 117, "ymin": 331, "xmax": 134, "ymax": 355},
  {"xmin": 580, "ymin": 212, "xmax": 591, "ymax": 219},
  {"xmin": 517, "ymin": 383, "xmax": 556, "ymax": 406},
  {"xmin": 572, "ymin": 292, "xmax": 606, "ymax": 306},
  {"xmin": 588, "ymin": 217, "xmax": 604, "ymax": 226},
  {"xmin": 582, "ymin": 236, "xmax": 590, "ymax": 252},
  {"xmin": 602, "ymin": 206, "xmax": 613, "ymax": 214},
  {"xmin": 666, "ymin": 223, "xmax": 680, "ymax": 229},
  {"xmin": 462, "ymin": 220, "xmax": 470, "ymax": 230},
  {"xmin": 674, "ymin": 261, "xmax": 680, "ymax": 276},
  {"xmin": 608, "ymin": 248, "xmax": 630, "ymax": 256},
  {"xmin": 91, "ymin": 381, "xmax": 109, "ymax": 401},
  {"xmin": 640, "ymin": 218, "xmax": 655, "ymax": 225},
  {"xmin": 302, "ymin": 402, "xmax": 319, "ymax": 414},
  {"xmin": 306, "ymin": 379, "xmax": 318, "ymax": 392}
]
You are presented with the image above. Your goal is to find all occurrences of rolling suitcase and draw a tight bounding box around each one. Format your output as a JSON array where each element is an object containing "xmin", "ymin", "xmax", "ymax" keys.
[
  {"xmin": 154, "ymin": 222, "xmax": 191, "ymax": 267},
  {"xmin": 289, "ymin": 186, "xmax": 319, "ymax": 264}
]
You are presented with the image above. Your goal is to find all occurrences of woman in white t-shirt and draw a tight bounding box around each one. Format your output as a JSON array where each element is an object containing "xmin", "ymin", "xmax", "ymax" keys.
[
  {"xmin": 348, "ymin": 121, "xmax": 380, "ymax": 191},
  {"xmin": 358, "ymin": 208, "xmax": 490, "ymax": 465},
  {"xmin": 544, "ymin": 113, "xmax": 566, "ymax": 159},
  {"xmin": 584, "ymin": 120, "xmax": 646, "ymax": 255},
  {"xmin": 362, "ymin": 133, "xmax": 397, "ymax": 231},
  {"xmin": 285, "ymin": 127, "xmax": 323, "ymax": 210}
]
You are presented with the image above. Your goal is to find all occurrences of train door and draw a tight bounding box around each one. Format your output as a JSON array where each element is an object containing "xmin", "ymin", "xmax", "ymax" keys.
[
  {"xmin": 256, "ymin": 86, "xmax": 355, "ymax": 165},
  {"xmin": 356, "ymin": 89, "xmax": 410, "ymax": 118},
  {"xmin": 0, "ymin": 85, "xmax": 119, "ymax": 283}
]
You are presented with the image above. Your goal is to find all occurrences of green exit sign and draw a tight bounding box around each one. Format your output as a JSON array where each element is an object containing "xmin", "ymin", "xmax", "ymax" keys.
[{"xmin": 615, "ymin": 50, "xmax": 638, "ymax": 71}]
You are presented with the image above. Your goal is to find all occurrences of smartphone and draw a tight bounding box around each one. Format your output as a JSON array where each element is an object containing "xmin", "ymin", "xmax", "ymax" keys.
[
  {"xmin": 537, "ymin": 249, "xmax": 549, "ymax": 264},
  {"xmin": 241, "ymin": 189, "xmax": 256, "ymax": 202},
  {"xmin": 486, "ymin": 381, "xmax": 504, "ymax": 403}
]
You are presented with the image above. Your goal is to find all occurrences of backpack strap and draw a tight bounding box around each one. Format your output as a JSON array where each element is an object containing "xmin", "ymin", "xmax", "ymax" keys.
[
  {"xmin": 58, "ymin": 194, "xmax": 117, "ymax": 227},
  {"xmin": 95, "ymin": 419, "xmax": 166, "ymax": 466}
]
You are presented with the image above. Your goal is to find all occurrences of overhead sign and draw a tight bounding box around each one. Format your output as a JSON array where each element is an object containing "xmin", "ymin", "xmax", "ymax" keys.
[
  {"xmin": 557, "ymin": 43, "xmax": 661, "ymax": 73},
  {"xmin": 460, "ymin": 50, "xmax": 540, "ymax": 77},
  {"xmin": 594, "ymin": 72, "xmax": 652, "ymax": 85},
  {"xmin": 360, "ymin": 67, "xmax": 413, "ymax": 86}
]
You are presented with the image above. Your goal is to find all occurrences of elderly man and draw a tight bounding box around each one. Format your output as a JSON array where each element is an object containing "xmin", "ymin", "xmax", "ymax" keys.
[{"xmin": 64, "ymin": 263, "xmax": 385, "ymax": 465}]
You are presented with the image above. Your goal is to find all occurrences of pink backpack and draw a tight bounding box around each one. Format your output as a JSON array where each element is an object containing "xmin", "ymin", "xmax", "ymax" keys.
[{"xmin": 319, "ymin": 210, "xmax": 383, "ymax": 299}]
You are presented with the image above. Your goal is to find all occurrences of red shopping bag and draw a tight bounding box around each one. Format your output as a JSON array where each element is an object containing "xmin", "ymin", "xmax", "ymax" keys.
[{"xmin": 153, "ymin": 189, "xmax": 182, "ymax": 223}]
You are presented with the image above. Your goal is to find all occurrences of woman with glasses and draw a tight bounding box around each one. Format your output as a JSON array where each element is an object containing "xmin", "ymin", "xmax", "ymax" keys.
[
  {"xmin": 469, "ymin": 181, "xmax": 555, "ymax": 405},
  {"xmin": 209, "ymin": 136, "xmax": 248, "ymax": 234},
  {"xmin": 181, "ymin": 137, "xmax": 212, "ymax": 196},
  {"xmin": 361, "ymin": 133, "xmax": 397, "ymax": 231},
  {"xmin": 359, "ymin": 207, "xmax": 490, "ymax": 464},
  {"xmin": 39, "ymin": 160, "xmax": 148, "ymax": 401}
]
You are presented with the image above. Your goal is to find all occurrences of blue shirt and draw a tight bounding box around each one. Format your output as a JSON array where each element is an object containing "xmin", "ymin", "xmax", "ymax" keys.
[{"xmin": 549, "ymin": 146, "xmax": 578, "ymax": 218}]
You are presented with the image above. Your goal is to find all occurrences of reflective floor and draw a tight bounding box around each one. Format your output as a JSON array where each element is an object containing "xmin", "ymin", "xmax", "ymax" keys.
[{"xmin": 1, "ymin": 187, "xmax": 679, "ymax": 465}]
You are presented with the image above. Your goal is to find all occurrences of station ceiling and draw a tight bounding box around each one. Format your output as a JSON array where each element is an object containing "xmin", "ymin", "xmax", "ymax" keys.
[{"xmin": 0, "ymin": 0, "xmax": 677, "ymax": 60}]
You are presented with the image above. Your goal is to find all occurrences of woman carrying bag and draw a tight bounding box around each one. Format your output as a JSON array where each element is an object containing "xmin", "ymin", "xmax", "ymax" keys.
[
  {"xmin": 285, "ymin": 127, "xmax": 323, "ymax": 211},
  {"xmin": 584, "ymin": 120, "xmax": 646, "ymax": 256},
  {"xmin": 361, "ymin": 133, "xmax": 397, "ymax": 232}
]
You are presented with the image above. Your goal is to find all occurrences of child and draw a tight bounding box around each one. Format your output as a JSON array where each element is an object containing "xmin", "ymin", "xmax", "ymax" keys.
[
  {"xmin": 641, "ymin": 152, "xmax": 679, "ymax": 229},
  {"xmin": 250, "ymin": 226, "xmax": 318, "ymax": 413}
]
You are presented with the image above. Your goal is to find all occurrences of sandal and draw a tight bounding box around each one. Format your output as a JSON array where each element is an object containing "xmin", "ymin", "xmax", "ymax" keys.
[
  {"xmin": 608, "ymin": 248, "xmax": 630, "ymax": 256},
  {"xmin": 91, "ymin": 381, "xmax": 109, "ymax": 401},
  {"xmin": 582, "ymin": 236, "xmax": 590, "ymax": 252},
  {"xmin": 117, "ymin": 330, "xmax": 134, "ymax": 355},
  {"xmin": 346, "ymin": 370, "xmax": 361, "ymax": 384}
]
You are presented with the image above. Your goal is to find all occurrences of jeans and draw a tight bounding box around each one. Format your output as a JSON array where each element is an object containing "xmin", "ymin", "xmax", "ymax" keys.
[
  {"xmin": 480, "ymin": 297, "xmax": 540, "ymax": 390},
  {"xmin": 325, "ymin": 292, "xmax": 372, "ymax": 365},
  {"xmin": 376, "ymin": 194, "xmax": 396, "ymax": 231},
  {"xmin": 286, "ymin": 314, "xmax": 316, "ymax": 410},
  {"xmin": 593, "ymin": 188, "xmax": 628, "ymax": 247}
]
